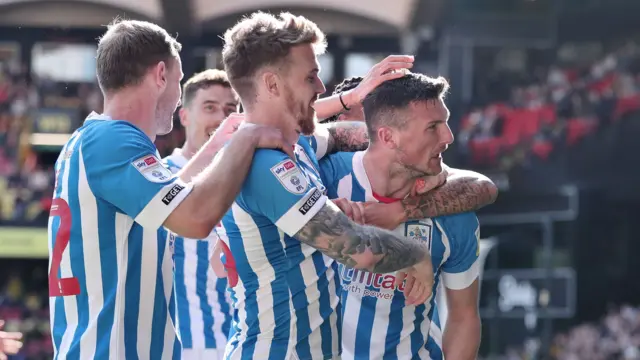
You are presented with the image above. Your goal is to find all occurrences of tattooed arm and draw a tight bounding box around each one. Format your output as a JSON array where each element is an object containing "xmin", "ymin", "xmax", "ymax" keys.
[
  {"xmin": 294, "ymin": 200, "xmax": 429, "ymax": 273},
  {"xmin": 401, "ymin": 168, "xmax": 498, "ymax": 220},
  {"xmin": 363, "ymin": 168, "xmax": 498, "ymax": 230},
  {"xmin": 322, "ymin": 121, "xmax": 370, "ymax": 154}
]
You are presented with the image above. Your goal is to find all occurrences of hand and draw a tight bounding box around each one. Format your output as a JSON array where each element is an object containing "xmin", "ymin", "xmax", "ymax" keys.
[
  {"xmin": 332, "ymin": 198, "xmax": 365, "ymax": 224},
  {"xmin": 0, "ymin": 320, "xmax": 22, "ymax": 360},
  {"xmin": 411, "ymin": 167, "xmax": 448, "ymax": 196},
  {"xmin": 394, "ymin": 255, "xmax": 434, "ymax": 306},
  {"xmin": 237, "ymin": 123, "xmax": 295, "ymax": 159},
  {"xmin": 346, "ymin": 55, "xmax": 414, "ymax": 106},
  {"xmin": 210, "ymin": 113, "xmax": 245, "ymax": 146},
  {"xmin": 362, "ymin": 201, "xmax": 405, "ymax": 230}
]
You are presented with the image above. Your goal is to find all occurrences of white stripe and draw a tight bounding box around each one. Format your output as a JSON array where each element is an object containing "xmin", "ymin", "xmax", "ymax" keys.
[
  {"xmin": 206, "ymin": 247, "xmax": 229, "ymax": 349},
  {"xmin": 55, "ymin": 133, "xmax": 82, "ymax": 358},
  {"xmin": 184, "ymin": 239, "xmax": 205, "ymax": 349},
  {"xmin": 442, "ymin": 258, "xmax": 480, "ymax": 290},
  {"xmin": 311, "ymin": 127, "xmax": 330, "ymax": 160},
  {"xmin": 336, "ymin": 174, "xmax": 352, "ymax": 199},
  {"xmin": 351, "ymin": 151, "xmax": 375, "ymax": 201},
  {"xmin": 369, "ymin": 294, "xmax": 391, "ymax": 357},
  {"xmin": 226, "ymin": 203, "xmax": 297, "ymax": 359},
  {"xmin": 162, "ymin": 236, "xmax": 177, "ymax": 360},
  {"xmin": 274, "ymin": 189, "xmax": 327, "ymax": 236},
  {"xmin": 77, "ymin": 148, "xmax": 102, "ymax": 358},
  {"xmin": 135, "ymin": 179, "xmax": 193, "ymax": 229},
  {"xmin": 136, "ymin": 227, "xmax": 159, "ymax": 359},
  {"xmin": 297, "ymin": 244, "xmax": 324, "ymax": 359},
  {"xmin": 325, "ymin": 258, "xmax": 341, "ymax": 357},
  {"xmin": 110, "ymin": 213, "xmax": 133, "ymax": 360}
]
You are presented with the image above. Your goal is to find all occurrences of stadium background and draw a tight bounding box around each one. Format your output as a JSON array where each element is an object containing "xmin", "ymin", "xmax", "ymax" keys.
[{"xmin": 1, "ymin": 0, "xmax": 640, "ymax": 358}]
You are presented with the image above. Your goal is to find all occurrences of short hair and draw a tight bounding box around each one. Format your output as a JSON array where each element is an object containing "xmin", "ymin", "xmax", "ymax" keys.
[
  {"xmin": 182, "ymin": 69, "xmax": 234, "ymax": 107},
  {"xmin": 222, "ymin": 11, "xmax": 327, "ymax": 104},
  {"xmin": 324, "ymin": 76, "xmax": 364, "ymax": 122},
  {"xmin": 96, "ymin": 19, "xmax": 182, "ymax": 93},
  {"xmin": 362, "ymin": 73, "xmax": 449, "ymax": 141}
]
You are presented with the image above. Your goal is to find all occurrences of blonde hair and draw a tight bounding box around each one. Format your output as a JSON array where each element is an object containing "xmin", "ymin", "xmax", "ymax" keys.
[{"xmin": 222, "ymin": 11, "xmax": 326, "ymax": 103}]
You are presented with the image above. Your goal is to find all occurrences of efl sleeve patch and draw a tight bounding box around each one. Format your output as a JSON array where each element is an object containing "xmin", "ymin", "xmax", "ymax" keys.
[
  {"xmin": 132, "ymin": 154, "xmax": 173, "ymax": 183},
  {"xmin": 270, "ymin": 159, "xmax": 309, "ymax": 195}
]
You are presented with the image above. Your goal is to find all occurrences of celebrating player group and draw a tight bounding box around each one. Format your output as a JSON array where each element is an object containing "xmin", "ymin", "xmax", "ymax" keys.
[{"xmin": 47, "ymin": 10, "xmax": 498, "ymax": 360}]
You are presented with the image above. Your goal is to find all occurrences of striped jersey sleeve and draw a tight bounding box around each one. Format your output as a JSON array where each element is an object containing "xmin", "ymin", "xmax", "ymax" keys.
[
  {"xmin": 82, "ymin": 122, "xmax": 192, "ymax": 228},
  {"xmin": 240, "ymin": 149, "xmax": 328, "ymax": 236},
  {"xmin": 438, "ymin": 212, "xmax": 481, "ymax": 290}
]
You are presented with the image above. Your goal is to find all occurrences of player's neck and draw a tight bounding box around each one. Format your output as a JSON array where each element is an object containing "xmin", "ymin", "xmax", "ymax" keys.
[
  {"xmin": 362, "ymin": 148, "xmax": 415, "ymax": 199},
  {"xmin": 243, "ymin": 106, "xmax": 298, "ymax": 145},
  {"xmin": 103, "ymin": 89, "xmax": 157, "ymax": 141}
]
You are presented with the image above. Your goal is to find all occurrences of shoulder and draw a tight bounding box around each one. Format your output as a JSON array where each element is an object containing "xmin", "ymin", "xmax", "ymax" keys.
[
  {"xmin": 82, "ymin": 120, "xmax": 153, "ymax": 151},
  {"xmin": 436, "ymin": 212, "xmax": 479, "ymax": 234}
]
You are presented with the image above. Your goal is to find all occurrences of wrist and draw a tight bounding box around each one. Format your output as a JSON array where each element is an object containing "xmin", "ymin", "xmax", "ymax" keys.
[
  {"xmin": 342, "ymin": 89, "xmax": 360, "ymax": 108},
  {"xmin": 393, "ymin": 200, "xmax": 409, "ymax": 224}
]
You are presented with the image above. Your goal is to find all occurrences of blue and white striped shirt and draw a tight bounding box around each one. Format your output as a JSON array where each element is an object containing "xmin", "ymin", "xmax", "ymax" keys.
[
  {"xmin": 319, "ymin": 151, "xmax": 480, "ymax": 360},
  {"xmin": 163, "ymin": 148, "xmax": 233, "ymax": 351},
  {"xmin": 216, "ymin": 131, "xmax": 341, "ymax": 360},
  {"xmin": 48, "ymin": 113, "xmax": 186, "ymax": 359}
]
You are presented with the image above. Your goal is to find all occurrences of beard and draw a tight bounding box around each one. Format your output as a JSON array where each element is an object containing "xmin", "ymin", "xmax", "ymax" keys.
[
  {"xmin": 285, "ymin": 87, "xmax": 317, "ymax": 136},
  {"xmin": 394, "ymin": 148, "xmax": 442, "ymax": 179},
  {"xmin": 155, "ymin": 104, "xmax": 175, "ymax": 136}
]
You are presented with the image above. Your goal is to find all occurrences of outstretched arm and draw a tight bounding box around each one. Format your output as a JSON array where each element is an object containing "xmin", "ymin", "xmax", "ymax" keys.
[
  {"xmin": 323, "ymin": 121, "xmax": 370, "ymax": 154},
  {"xmin": 294, "ymin": 200, "xmax": 429, "ymax": 274}
]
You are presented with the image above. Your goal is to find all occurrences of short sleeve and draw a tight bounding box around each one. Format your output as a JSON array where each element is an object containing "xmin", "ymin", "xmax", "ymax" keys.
[
  {"xmin": 318, "ymin": 152, "xmax": 352, "ymax": 199},
  {"xmin": 82, "ymin": 121, "xmax": 193, "ymax": 229},
  {"xmin": 440, "ymin": 212, "xmax": 481, "ymax": 290},
  {"xmin": 305, "ymin": 125, "xmax": 330, "ymax": 160},
  {"xmin": 241, "ymin": 149, "xmax": 328, "ymax": 236}
]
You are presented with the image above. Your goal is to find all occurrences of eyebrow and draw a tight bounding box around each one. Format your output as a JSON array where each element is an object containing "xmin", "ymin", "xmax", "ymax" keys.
[{"xmin": 202, "ymin": 99, "xmax": 237, "ymax": 107}]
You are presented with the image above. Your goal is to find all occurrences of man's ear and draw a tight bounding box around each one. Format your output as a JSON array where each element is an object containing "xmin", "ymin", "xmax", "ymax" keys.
[
  {"xmin": 153, "ymin": 61, "xmax": 167, "ymax": 91},
  {"xmin": 261, "ymin": 71, "xmax": 281, "ymax": 97},
  {"xmin": 376, "ymin": 126, "xmax": 397, "ymax": 149},
  {"xmin": 179, "ymin": 107, "xmax": 189, "ymax": 127}
]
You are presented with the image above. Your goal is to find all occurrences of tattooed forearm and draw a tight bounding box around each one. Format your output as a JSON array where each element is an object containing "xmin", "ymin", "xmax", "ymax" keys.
[
  {"xmin": 295, "ymin": 201, "xmax": 428, "ymax": 273},
  {"xmin": 402, "ymin": 176, "xmax": 498, "ymax": 220},
  {"xmin": 325, "ymin": 121, "xmax": 370, "ymax": 154}
]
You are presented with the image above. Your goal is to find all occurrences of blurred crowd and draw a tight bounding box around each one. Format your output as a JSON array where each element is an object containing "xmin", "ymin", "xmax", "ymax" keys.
[
  {"xmin": 551, "ymin": 305, "xmax": 640, "ymax": 360},
  {"xmin": 459, "ymin": 40, "xmax": 640, "ymax": 170}
]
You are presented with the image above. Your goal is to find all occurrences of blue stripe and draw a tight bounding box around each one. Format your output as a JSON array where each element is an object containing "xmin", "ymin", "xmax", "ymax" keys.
[
  {"xmin": 256, "ymin": 226, "xmax": 291, "ymax": 360},
  {"xmin": 284, "ymin": 237, "xmax": 312, "ymax": 359},
  {"xmin": 173, "ymin": 238, "xmax": 192, "ymax": 348},
  {"xmin": 382, "ymin": 293, "xmax": 405, "ymax": 360},
  {"xmin": 196, "ymin": 240, "xmax": 216, "ymax": 348},
  {"xmin": 169, "ymin": 288, "xmax": 182, "ymax": 359},
  {"xmin": 94, "ymin": 201, "xmax": 118, "ymax": 358},
  {"xmin": 150, "ymin": 228, "xmax": 169, "ymax": 359},
  {"xmin": 223, "ymin": 212, "xmax": 259, "ymax": 359},
  {"xmin": 353, "ymin": 295, "xmax": 376, "ymax": 359},
  {"xmin": 311, "ymin": 252, "xmax": 335, "ymax": 358},
  {"xmin": 215, "ymin": 277, "xmax": 231, "ymax": 340},
  {"xmin": 66, "ymin": 145, "xmax": 89, "ymax": 360},
  {"xmin": 124, "ymin": 225, "xmax": 143, "ymax": 360}
]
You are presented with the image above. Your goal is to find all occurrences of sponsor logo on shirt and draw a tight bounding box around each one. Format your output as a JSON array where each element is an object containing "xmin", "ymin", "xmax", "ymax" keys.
[
  {"xmin": 270, "ymin": 159, "xmax": 308, "ymax": 194},
  {"xmin": 162, "ymin": 183, "xmax": 185, "ymax": 205},
  {"xmin": 132, "ymin": 154, "xmax": 173, "ymax": 183},
  {"xmin": 339, "ymin": 265, "xmax": 406, "ymax": 300}
]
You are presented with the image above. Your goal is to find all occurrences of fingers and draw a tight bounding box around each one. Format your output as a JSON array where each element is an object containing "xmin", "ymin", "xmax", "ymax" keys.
[
  {"xmin": 394, "ymin": 271, "xmax": 407, "ymax": 290},
  {"xmin": 0, "ymin": 332, "xmax": 21, "ymax": 341},
  {"xmin": 402, "ymin": 273, "xmax": 415, "ymax": 298},
  {"xmin": 333, "ymin": 199, "xmax": 354, "ymax": 219},
  {"xmin": 1, "ymin": 338, "xmax": 22, "ymax": 355},
  {"xmin": 351, "ymin": 201, "xmax": 365, "ymax": 224},
  {"xmin": 210, "ymin": 241, "xmax": 228, "ymax": 279}
]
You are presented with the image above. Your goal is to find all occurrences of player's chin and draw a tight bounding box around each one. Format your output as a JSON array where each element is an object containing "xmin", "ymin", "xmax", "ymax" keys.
[{"xmin": 427, "ymin": 158, "xmax": 443, "ymax": 174}]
